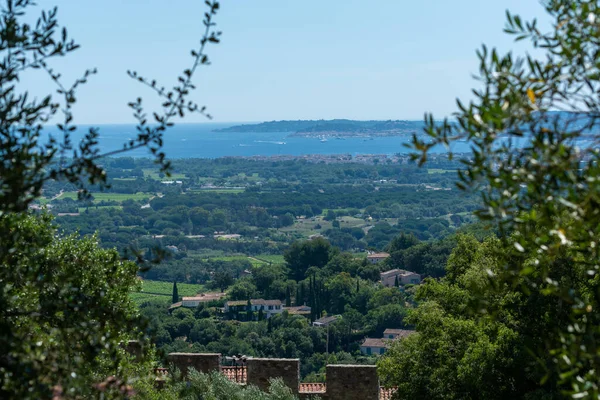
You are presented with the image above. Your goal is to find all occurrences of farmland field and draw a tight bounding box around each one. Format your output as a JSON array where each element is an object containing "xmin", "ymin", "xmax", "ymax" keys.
[
  {"xmin": 143, "ymin": 169, "xmax": 186, "ymax": 180},
  {"xmin": 138, "ymin": 280, "xmax": 204, "ymax": 297},
  {"xmin": 58, "ymin": 191, "xmax": 152, "ymax": 203}
]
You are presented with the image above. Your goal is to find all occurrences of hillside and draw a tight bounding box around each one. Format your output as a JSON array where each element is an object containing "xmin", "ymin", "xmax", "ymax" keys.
[{"xmin": 214, "ymin": 119, "xmax": 426, "ymax": 137}]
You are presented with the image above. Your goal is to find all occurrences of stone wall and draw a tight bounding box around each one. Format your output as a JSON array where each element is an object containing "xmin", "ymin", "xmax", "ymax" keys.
[
  {"xmin": 246, "ymin": 358, "xmax": 300, "ymax": 394},
  {"xmin": 165, "ymin": 353, "xmax": 382, "ymax": 400},
  {"xmin": 167, "ymin": 353, "xmax": 221, "ymax": 377},
  {"xmin": 326, "ymin": 364, "xmax": 379, "ymax": 400}
]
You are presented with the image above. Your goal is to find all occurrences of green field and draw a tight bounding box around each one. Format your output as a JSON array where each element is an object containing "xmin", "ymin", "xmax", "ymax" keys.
[
  {"xmin": 129, "ymin": 292, "xmax": 170, "ymax": 305},
  {"xmin": 138, "ymin": 280, "xmax": 204, "ymax": 297},
  {"xmin": 78, "ymin": 205, "xmax": 122, "ymax": 213},
  {"xmin": 58, "ymin": 191, "xmax": 152, "ymax": 203},
  {"xmin": 254, "ymin": 254, "xmax": 285, "ymax": 264},
  {"xmin": 143, "ymin": 169, "xmax": 186, "ymax": 180},
  {"xmin": 189, "ymin": 188, "xmax": 245, "ymax": 194}
]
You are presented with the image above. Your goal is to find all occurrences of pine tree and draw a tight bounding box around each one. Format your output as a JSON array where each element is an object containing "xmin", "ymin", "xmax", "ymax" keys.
[
  {"xmin": 295, "ymin": 286, "xmax": 300, "ymax": 306},
  {"xmin": 172, "ymin": 281, "xmax": 179, "ymax": 303},
  {"xmin": 267, "ymin": 315, "xmax": 273, "ymax": 332}
]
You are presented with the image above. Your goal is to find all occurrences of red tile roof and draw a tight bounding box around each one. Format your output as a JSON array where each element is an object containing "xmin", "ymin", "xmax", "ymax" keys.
[
  {"xmin": 380, "ymin": 387, "xmax": 398, "ymax": 400},
  {"xmin": 221, "ymin": 366, "xmax": 247, "ymax": 383},
  {"xmin": 299, "ymin": 383, "xmax": 326, "ymax": 393},
  {"xmin": 361, "ymin": 338, "xmax": 391, "ymax": 348}
]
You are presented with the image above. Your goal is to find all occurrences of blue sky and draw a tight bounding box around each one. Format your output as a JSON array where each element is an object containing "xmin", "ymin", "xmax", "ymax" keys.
[{"xmin": 23, "ymin": 1, "xmax": 545, "ymax": 124}]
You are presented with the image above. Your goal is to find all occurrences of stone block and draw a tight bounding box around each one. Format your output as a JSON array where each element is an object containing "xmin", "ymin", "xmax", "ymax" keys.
[
  {"xmin": 246, "ymin": 358, "xmax": 299, "ymax": 393},
  {"xmin": 326, "ymin": 364, "xmax": 379, "ymax": 400},
  {"xmin": 167, "ymin": 353, "xmax": 221, "ymax": 377}
]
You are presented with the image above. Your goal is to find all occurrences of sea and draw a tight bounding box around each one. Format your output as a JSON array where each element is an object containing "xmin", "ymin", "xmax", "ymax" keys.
[{"xmin": 53, "ymin": 122, "xmax": 475, "ymax": 159}]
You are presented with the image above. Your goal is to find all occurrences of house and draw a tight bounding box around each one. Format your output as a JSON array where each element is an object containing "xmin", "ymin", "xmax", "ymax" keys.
[
  {"xmin": 383, "ymin": 329, "xmax": 415, "ymax": 340},
  {"xmin": 224, "ymin": 299, "xmax": 283, "ymax": 319},
  {"xmin": 360, "ymin": 338, "xmax": 390, "ymax": 355},
  {"xmin": 312, "ymin": 315, "xmax": 340, "ymax": 327},
  {"xmin": 284, "ymin": 305, "xmax": 312, "ymax": 317},
  {"xmin": 240, "ymin": 269, "xmax": 252, "ymax": 278},
  {"xmin": 367, "ymin": 252, "xmax": 390, "ymax": 264},
  {"xmin": 181, "ymin": 292, "xmax": 227, "ymax": 308},
  {"xmin": 380, "ymin": 269, "xmax": 421, "ymax": 287}
]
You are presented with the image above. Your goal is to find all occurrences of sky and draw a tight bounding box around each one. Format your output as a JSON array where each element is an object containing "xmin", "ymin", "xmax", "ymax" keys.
[{"xmin": 22, "ymin": 1, "xmax": 546, "ymax": 124}]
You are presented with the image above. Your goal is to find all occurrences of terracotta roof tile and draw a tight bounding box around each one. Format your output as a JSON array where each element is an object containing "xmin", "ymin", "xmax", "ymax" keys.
[
  {"xmin": 299, "ymin": 383, "xmax": 326, "ymax": 393},
  {"xmin": 380, "ymin": 387, "xmax": 398, "ymax": 400},
  {"xmin": 221, "ymin": 366, "xmax": 247, "ymax": 383},
  {"xmin": 361, "ymin": 338, "xmax": 391, "ymax": 348}
]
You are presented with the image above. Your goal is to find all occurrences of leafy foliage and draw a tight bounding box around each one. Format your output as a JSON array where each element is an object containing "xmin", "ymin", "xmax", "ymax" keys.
[
  {"xmin": 0, "ymin": 214, "xmax": 148, "ymax": 398},
  {"xmin": 409, "ymin": 1, "xmax": 600, "ymax": 397},
  {"xmin": 0, "ymin": 0, "xmax": 222, "ymax": 397},
  {"xmin": 135, "ymin": 369, "xmax": 307, "ymax": 400}
]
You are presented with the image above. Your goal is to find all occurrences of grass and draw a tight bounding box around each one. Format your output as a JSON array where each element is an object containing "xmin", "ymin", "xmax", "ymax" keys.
[
  {"xmin": 129, "ymin": 292, "xmax": 170, "ymax": 305},
  {"xmin": 57, "ymin": 191, "xmax": 152, "ymax": 203},
  {"xmin": 78, "ymin": 206, "xmax": 122, "ymax": 213},
  {"xmin": 138, "ymin": 279, "xmax": 204, "ymax": 297},
  {"xmin": 143, "ymin": 169, "xmax": 186, "ymax": 180},
  {"xmin": 189, "ymin": 188, "xmax": 245, "ymax": 194},
  {"xmin": 254, "ymin": 254, "xmax": 285, "ymax": 264}
]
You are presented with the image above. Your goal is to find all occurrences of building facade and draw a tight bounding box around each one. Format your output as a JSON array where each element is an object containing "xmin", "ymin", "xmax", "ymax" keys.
[
  {"xmin": 224, "ymin": 299, "xmax": 283, "ymax": 319},
  {"xmin": 380, "ymin": 268, "xmax": 421, "ymax": 287}
]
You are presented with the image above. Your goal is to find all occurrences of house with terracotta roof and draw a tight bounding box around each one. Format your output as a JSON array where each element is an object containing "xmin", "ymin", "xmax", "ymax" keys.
[
  {"xmin": 383, "ymin": 328, "xmax": 415, "ymax": 340},
  {"xmin": 283, "ymin": 305, "xmax": 311, "ymax": 317},
  {"xmin": 380, "ymin": 268, "xmax": 421, "ymax": 287},
  {"xmin": 366, "ymin": 252, "xmax": 390, "ymax": 264},
  {"xmin": 361, "ymin": 329, "xmax": 416, "ymax": 355},
  {"xmin": 360, "ymin": 338, "xmax": 390, "ymax": 355}
]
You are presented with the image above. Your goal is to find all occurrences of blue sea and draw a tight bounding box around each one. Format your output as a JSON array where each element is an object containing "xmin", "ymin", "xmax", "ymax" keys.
[{"xmin": 54, "ymin": 122, "xmax": 473, "ymax": 159}]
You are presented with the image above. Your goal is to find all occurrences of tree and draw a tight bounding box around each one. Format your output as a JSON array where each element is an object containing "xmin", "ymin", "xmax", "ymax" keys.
[
  {"xmin": 258, "ymin": 307, "xmax": 265, "ymax": 321},
  {"xmin": 0, "ymin": 1, "xmax": 222, "ymax": 397},
  {"xmin": 284, "ymin": 237, "xmax": 337, "ymax": 281},
  {"xmin": 324, "ymin": 210, "xmax": 336, "ymax": 221},
  {"xmin": 172, "ymin": 281, "xmax": 179, "ymax": 303},
  {"xmin": 408, "ymin": 1, "xmax": 600, "ymax": 396},
  {"xmin": 214, "ymin": 271, "xmax": 234, "ymax": 292},
  {"xmin": 394, "ymin": 275, "xmax": 399, "ymax": 287},
  {"xmin": 285, "ymin": 287, "xmax": 291, "ymax": 307},
  {"xmin": 0, "ymin": 214, "xmax": 147, "ymax": 399}
]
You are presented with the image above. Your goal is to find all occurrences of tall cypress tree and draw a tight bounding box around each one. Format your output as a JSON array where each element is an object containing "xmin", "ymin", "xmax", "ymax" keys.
[
  {"xmin": 285, "ymin": 287, "xmax": 291, "ymax": 307},
  {"xmin": 258, "ymin": 307, "xmax": 264, "ymax": 321},
  {"xmin": 172, "ymin": 281, "xmax": 179, "ymax": 303},
  {"xmin": 394, "ymin": 275, "xmax": 400, "ymax": 287}
]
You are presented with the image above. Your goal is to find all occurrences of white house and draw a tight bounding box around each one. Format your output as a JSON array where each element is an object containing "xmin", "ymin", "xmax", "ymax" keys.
[
  {"xmin": 181, "ymin": 292, "xmax": 226, "ymax": 308},
  {"xmin": 224, "ymin": 299, "xmax": 283, "ymax": 319}
]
